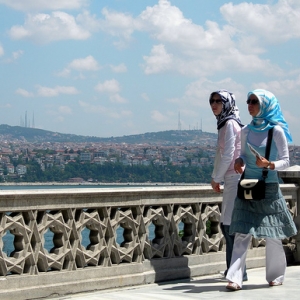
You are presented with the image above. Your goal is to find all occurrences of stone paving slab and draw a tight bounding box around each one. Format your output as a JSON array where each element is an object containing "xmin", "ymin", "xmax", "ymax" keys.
[{"xmin": 51, "ymin": 265, "xmax": 300, "ymax": 300}]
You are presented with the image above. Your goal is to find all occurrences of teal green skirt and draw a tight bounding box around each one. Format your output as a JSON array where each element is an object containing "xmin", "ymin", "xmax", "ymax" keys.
[{"xmin": 229, "ymin": 183, "xmax": 297, "ymax": 239}]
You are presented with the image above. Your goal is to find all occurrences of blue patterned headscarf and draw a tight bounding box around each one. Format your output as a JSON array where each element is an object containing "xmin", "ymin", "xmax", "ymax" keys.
[
  {"xmin": 209, "ymin": 89, "xmax": 243, "ymax": 130},
  {"xmin": 247, "ymin": 89, "xmax": 293, "ymax": 143}
]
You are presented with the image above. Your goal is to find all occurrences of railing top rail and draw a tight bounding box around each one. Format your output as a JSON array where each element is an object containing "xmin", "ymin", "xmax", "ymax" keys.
[
  {"xmin": 0, "ymin": 185, "xmax": 224, "ymax": 211},
  {"xmin": 0, "ymin": 185, "xmax": 210, "ymax": 194},
  {"xmin": 0, "ymin": 183, "xmax": 297, "ymax": 211},
  {"xmin": 0, "ymin": 183, "xmax": 296, "ymax": 194}
]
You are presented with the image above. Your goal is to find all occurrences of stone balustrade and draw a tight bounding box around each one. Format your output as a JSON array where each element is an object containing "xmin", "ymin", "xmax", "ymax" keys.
[{"xmin": 0, "ymin": 167, "xmax": 299, "ymax": 299}]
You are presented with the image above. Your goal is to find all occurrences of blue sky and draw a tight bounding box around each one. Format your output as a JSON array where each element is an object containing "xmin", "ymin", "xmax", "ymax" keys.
[{"xmin": 1, "ymin": 0, "xmax": 300, "ymax": 144}]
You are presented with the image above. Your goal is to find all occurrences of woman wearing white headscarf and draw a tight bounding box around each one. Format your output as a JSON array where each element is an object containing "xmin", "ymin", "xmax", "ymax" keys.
[
  {"xmin": 226, "ymin": 89, "xmax": 297, "ymax": 291},
  {"xmin": 209, "ymin": 90, "xmax": 247, "ymax": 280}
]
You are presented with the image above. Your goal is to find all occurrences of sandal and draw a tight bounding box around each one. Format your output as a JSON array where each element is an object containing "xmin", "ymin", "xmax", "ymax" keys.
[
  {"xmin": 269, "ymin": 281, "xmax": 283, "ymax": 286},
  {"xmin": 226, "ymin": 282, "xmax": 241, "ymax": 291}
]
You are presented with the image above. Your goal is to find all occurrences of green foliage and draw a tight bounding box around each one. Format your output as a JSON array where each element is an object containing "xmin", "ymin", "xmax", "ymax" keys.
[
  {"xmin": 179, "ymin": 230, "xmax": 184, "ymax": 238},
  {"xmin": 32, "ymin": 149, "xmax": 57, "ymax": 155},
  {"xmin": 206, "ymin": 220, "xmax": 211, "ymax": 236},
  {"xmin": 9, "ymin": 161, "xmax": 213, "ymax": 183}
]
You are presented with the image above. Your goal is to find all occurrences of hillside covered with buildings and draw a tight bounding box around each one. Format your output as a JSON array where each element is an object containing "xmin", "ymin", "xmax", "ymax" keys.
[
  {"xmin": 0, "ymin": 125, "xmax": 217, "ymax": 183},
  {"xmin": 0, "ymin": 124, "xmax": 299, "ymax": 184}
]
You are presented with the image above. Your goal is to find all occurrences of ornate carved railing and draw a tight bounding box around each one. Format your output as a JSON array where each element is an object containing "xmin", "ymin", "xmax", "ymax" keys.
[{"xmin": 0, "ymin": 168, "xmax": 299, "ymax": 299}]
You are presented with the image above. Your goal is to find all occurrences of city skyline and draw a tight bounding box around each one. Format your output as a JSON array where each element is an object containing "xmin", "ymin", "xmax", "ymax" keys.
[{"xmin": 0, "ymin": 1, "xmax": 300, "ymax": 144}]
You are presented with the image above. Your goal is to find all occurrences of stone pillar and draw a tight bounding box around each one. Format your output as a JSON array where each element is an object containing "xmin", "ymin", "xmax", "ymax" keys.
[{"xmin": 278, "ymin": 165, "xmax": 300, "ymax": 262}]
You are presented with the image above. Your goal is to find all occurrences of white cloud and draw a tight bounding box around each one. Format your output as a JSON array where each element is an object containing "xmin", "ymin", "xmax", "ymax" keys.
[
  {"xmin": 142, "ymin": 44, "xmax": 280, "ymax": 77},
  {"xmin": 15, "ymin": 88, "xmax": 34, "ymax": 97},
  {"xmin": 46, "ymin": 104, "xmax": 73, "ymax": 123},
  {"xmin": 98, "ymin": 7, "xmax": 138, "ymax": 48},
  {"xmin": 12, "ymin": 50, "xmax": 24, "ymax": 60},
  {"xmin": 68, "ymin": 55, "xmax": 100, "ymax": 71},
  {"xmin": 176, "ymin": 77, "xmax": 246, "ymax": 110},
  {"xmin": 138, "ymin": 1, "xmax": 285, "ymax": 76},
  {"xmin": 252, "ymin": 74, "xmax": 300, "ymax": 96},
  {"xmin": 95, "ymin": 79, "xmax": 120, "ymax": 94},
  {"xmin": 58, "ymin": 105, "xmax": 72, "ymax": 114},
  {"xmin": 120, "ymin": 110, "xmax": 132, "ymax": 117},
  {"xmin": 57, "ymin": 55, "xmax": 100, "ymax": 77},
  {"xmin": 210, "ymin": 48, "xmax": 282, "ymax": 75},
  {"xmin": 0, "ymin": 44, "xmax": 4, "ymax": 56},
  {"xmin": 0, "ymin": 0, "xmax": 88, "ymax": 12},
  {"xmin": 110, "ymin": 63, "xmax": 127, "ymax": 73},
  {"xmin": 46, "ymin": 110, "xmax": 66, "ymax": 122},
  {"xmin": 139, "ymin": 0, "xmax": 234, "ymax": 51},
  {"xmin": 98, "ymin": 0, "xmax": 234, "ymax": 51},
  {"xmin": 110, "ymin": 94, "xmax": 127, "ymax": 103},
  {"xmin": 9, "ymin": 12, "xmax": 90, "ymax": 43},
  {"xmin": 78, "ymin": 100, "xmax": 126, "ymax": 119},
  {"xmin": 98, "ymin": 0, "xmax": 294, "ymax": 77},
  {"xmin": 4, "ymin": 49, "xmax": 24, "ymax": 63},
  {"xmin": 56, "ymin": 68, "xmax": 71, "ymax": 77},
  {"xmin": 37, "ymin": 85, "xmax": 79, "ymax": 97},
  {"xmin": 220, "ymin": 1, "xmax": 300, "ymax": 44},
  {"xmin": 143, "ymin": 44, "xmax": 172, "ymax": 74},
  {"xmin": 78, "ymin": 100, "xmax": 107, "ymax": 113},
  {"xmin": 76, "ymin": 10, "xmax": 101, "ymax": 32},
  {"xmin": 141, "ymin": 93, "xmax": 149, "ymax": 101},
  {"xmin": 94, "ymin": 80, "xmax": 127, "ymax": 103},
  {"xmin": 0, "ymin": 103, "xmax": 11, "ymax": 108},
  {"xmin": 282, "ymin": 109, "xmax": 299, "ymax": 129},
  {"xmin": 151, "ymin": 110, "xmax": 169, "ymax": 123}
]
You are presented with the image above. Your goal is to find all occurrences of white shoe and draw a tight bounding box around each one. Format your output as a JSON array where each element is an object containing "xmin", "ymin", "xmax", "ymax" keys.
[{"xmin": 219, "ymin": 271, "xmax": 226, "ymax": 277}]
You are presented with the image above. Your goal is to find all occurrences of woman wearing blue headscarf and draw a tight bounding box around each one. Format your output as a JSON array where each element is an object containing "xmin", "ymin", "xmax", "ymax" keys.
[{"xmin": 225, "ymin": 89, "xmax": 297, "ymax": 291}]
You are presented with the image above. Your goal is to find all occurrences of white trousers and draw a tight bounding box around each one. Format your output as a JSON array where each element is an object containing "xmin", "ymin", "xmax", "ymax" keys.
[
  {"xmin": 226, "ymin": 233, "xmax": 286, "ymax": 287},
  {"xmin": 221, "ymin": 173, "xmax": 240, "ymax": 225}
]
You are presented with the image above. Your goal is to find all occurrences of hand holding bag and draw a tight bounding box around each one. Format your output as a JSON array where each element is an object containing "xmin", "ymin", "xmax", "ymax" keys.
[{"xmin": 237, "ymin": 128, "xmax": 273, "ymax": 201}]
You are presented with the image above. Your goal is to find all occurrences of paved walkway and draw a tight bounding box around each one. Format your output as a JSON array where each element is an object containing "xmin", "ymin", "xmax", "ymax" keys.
[{"xmin": 52, "ymin": 265, "xmax": 300, "ymax": 300}]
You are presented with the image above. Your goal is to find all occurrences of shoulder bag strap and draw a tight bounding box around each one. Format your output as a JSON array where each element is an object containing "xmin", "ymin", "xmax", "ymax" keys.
[{"xmin": 262, "ymin": 127, "xmax": 274, "ymax": 179}]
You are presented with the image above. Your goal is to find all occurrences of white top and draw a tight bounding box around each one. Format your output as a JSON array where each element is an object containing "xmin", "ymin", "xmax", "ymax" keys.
[
  {"xmin": 212, "ymin": 119, "xmax": 242, "ymax": 183},
  {"xmin": 211, "ymin": 119, "xmax": 242, "ymax": 225}
]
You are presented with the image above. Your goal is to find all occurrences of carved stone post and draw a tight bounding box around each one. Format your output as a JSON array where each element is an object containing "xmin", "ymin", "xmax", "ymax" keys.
[{"xmin": 278, "ymin": 165, "xmax": 300, "ymax": 262}]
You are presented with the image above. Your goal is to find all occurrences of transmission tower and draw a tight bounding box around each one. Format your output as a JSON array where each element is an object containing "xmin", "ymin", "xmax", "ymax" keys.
[{"xmin": 178, "ymin": 112, "xmax": 181, "ymax": 131}]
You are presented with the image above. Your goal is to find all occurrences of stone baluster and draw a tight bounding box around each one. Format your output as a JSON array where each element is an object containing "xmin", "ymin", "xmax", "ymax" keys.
[{"xmin": 278, "ymin": 165, "xmax": 300, "ymax": 262}]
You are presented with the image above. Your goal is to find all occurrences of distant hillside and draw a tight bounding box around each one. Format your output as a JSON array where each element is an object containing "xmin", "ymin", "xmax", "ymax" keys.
[
  {"xmin": 0, "ymin": 124, "xmax": 217, "ymax": 145},
  {"xmin": 0, "ymin": 124, "xmax": 101, "ymax": 143}
]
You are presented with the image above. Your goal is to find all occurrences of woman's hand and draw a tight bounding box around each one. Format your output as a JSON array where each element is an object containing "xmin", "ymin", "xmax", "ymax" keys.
[
  {"xmin": 256, "ymin": 156, "xmax": 271, "ymax": 168},
  {"xmin": 211, "ymin": 179, "xmax": 221, "ymax": 193},
  {"xmin": 234, "ymin": 157, "xmax": 244, "ymax": 174}
]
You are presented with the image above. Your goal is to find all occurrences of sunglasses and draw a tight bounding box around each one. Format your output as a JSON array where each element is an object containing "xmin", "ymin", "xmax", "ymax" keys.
[
  {"xmin": 209, "ymin": 99, "xmax": 222, "ymax": 105},
  {"xmin": 246, "ymin": 99, "xmax": 259, "ymax": 105}
]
